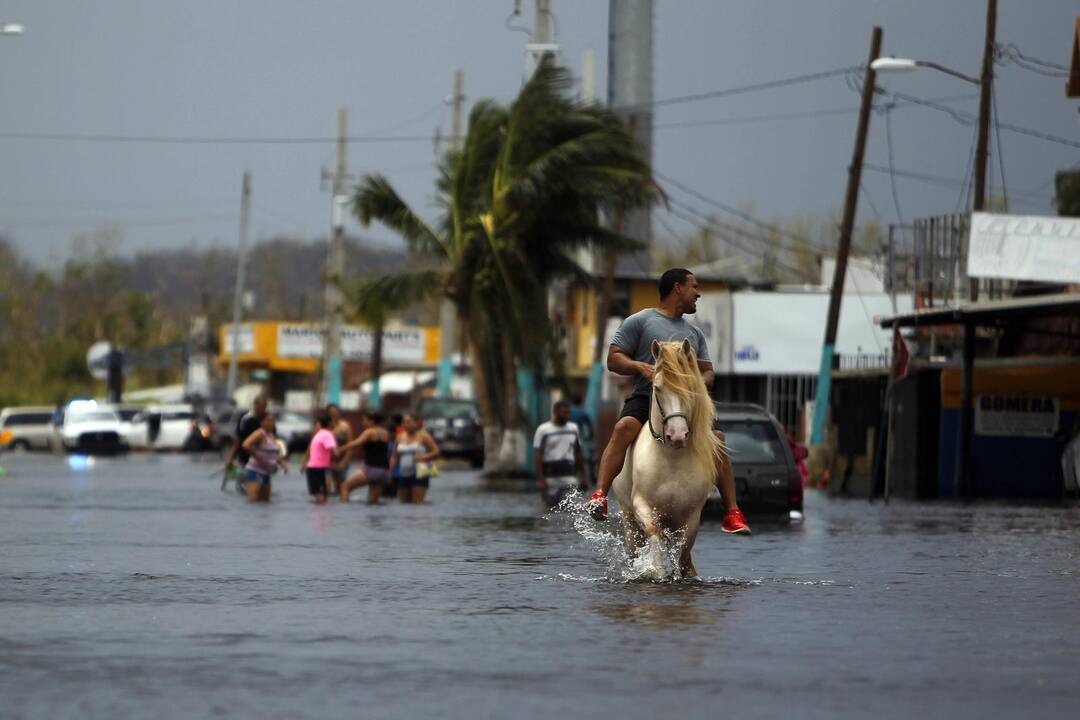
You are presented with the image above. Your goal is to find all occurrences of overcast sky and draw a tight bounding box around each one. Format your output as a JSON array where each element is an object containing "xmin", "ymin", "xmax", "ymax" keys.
[{"xmin": 1, "ymin": 0, "xmax": 1077, "ymax": 268}]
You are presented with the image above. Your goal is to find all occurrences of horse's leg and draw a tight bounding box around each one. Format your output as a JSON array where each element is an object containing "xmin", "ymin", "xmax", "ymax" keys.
[
  {"xmin": 678, "ymin": 512, "xmax": 702, "ymax": 579},
  {"xmin": 621, "ymin": 513, "xmax": 646, "ymax": 558},
  {"xmin": 631, "ymin": 494, "xmax": 669, "ymax": 579}
]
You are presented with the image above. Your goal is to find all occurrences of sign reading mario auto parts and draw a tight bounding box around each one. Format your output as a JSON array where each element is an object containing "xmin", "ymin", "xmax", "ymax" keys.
[
  {"xmin": 276, "ymin": 324, "xmax": 425, "ymax": 363},
  {"xmin": 975, "ymin": 394, "xmax": 1060, "ymax": 438}
]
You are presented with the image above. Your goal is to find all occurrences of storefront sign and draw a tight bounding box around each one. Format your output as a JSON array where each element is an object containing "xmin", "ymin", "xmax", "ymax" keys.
[
  {"xmin": 975, "ymin": 394, "xmax": 1060, "ymax": 438},
  {"xmin": 221, "ymin": 324, "xmax": 255, "ymax": 354},
  {"xmin": 968, "ymin": 212, "xmax": 1080, "ymax": 284},
  {"xmin": 276, "ymin": 324, "xmax": 425, "ymax": 363}
]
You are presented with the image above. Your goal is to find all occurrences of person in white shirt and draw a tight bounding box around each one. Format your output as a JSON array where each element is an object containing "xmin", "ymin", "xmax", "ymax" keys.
[{"xmin": 533, "ymin": 400, "xmax": 587, "ymax": 507}]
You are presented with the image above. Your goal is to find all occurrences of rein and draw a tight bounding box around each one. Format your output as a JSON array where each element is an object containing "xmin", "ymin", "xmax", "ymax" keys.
[{"xmin": 648, "ymin": 388, "xmax": 691, "ymax": 445}]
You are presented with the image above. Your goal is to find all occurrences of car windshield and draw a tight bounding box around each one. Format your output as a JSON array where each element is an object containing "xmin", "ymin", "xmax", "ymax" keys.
[
  {"xmin": 418, "ymin": 400, "xmax": 476, "ymax": 419},
  {"xmin": 115, "ymin": 409, "xmax": 142, "ymax": 421},
  {"xmin": 68, "ymin": 411, "xmax": 119, "ymax": 424},
  {"xmin": 715, "ymin": 420, "xmax": 786, "ymax": 464},
  {"xmin": 278, "ymin": 412, "xmax": 308, "ymax": 425}
]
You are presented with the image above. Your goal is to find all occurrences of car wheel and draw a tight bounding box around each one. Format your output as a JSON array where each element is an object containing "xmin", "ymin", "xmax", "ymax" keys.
[{"xmin": 9, "ymin": 439, "xmax": 31, "ymax": 452}]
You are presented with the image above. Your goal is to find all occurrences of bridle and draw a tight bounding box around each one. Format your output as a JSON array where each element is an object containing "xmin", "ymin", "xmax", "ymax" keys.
[{"xmin": 648, "ymin": 386, "xmax": 691, "ymax": 445}]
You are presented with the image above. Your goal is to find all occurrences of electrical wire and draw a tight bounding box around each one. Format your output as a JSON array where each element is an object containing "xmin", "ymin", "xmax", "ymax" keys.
[
  {"xmin": 883, "ymin": 105, "xmax": 908, "ymax": 232},
  {"xmin": 629, "ymin": 66, "xmax": 859, "ymax": 111},
  {"xmin": 0, "ymin": 132, "xmax": 432, "ymax": 145},
  {"xmin": 995, "ymin": 43, "xmax": 1070, "ymax": 77},
  {"xmin": 860, "ymin": 163, "xmax": 1048, "ymax": 203}
]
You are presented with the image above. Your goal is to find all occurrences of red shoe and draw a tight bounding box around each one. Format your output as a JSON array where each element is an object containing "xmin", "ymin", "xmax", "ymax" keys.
[
  {"xmin": 585, "ymin": 490, "xmax": 608, "ymax": 520},
  {"xmin": 722, "ymin": 507, "xmax": 751, "ymax": 535}
]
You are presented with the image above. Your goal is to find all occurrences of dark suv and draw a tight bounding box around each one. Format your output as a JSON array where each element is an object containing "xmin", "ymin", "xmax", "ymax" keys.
[
  {"xmin": 706, "ymin": 402, "xmax": 804, "ymax": 518},
  {"xmin": 415, "ymin": 398, "xmax": 484, "ymax": 468}
]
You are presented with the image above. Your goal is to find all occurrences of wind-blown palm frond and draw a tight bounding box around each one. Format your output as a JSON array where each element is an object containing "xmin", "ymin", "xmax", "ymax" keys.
[
  {"xmin": 349, "ymin": 270, "xmax": 442, "ymax": 323},
  {"xmin": 352, "ymin": 175, "xmax": 449, "ymax": 258}
]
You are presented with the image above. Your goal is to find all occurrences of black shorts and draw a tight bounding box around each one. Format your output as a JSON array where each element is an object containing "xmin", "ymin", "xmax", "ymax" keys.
[
  {"xmin": 618, "ymin": 391, "xmax": 651, "ymax": 424},
  {"xmin": 306, "ymin": 467, "xmax": 329, "ymax": 496},
  {"xmin": 398, "ymin": 475, "xmax": 430, "ymax": 490}
]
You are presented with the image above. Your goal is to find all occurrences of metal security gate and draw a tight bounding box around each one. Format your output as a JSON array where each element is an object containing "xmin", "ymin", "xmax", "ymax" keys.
[{"xmin": 764, "ymin": 374, "xmax": 817, "ymax": 436}]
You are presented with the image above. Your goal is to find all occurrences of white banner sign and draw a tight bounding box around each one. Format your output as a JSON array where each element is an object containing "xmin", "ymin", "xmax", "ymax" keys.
[
  {"xmin": 731, "ymin": 291, "xmax": 913, "ymax": 375},
  {"xmin": 684, "ymin": 292, "xmax": 733, "ymax": 373},
  {"xmin": 975, "ymin": 394, "xmax": 1060, "ymax": 438},
  {"xmin": 221, "ymin": 325, "xmax": 255, "ymax": 354},
  {"xmin": 967, "ymin": 212, "xmax": 1080, "ymax": 284},
  {"xmin": 276, "ymin": 324, "xmax": 426, "ymax": 363}
]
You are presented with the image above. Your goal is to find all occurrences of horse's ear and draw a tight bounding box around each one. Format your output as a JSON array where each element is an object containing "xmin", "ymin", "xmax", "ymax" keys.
[
  {"xmin": 681, "ymin": 338, "xmax": 694, "ymax": 359},
  {"xmin": 651, "ymin": 339, "xmax": 661, "ymax": 360}
]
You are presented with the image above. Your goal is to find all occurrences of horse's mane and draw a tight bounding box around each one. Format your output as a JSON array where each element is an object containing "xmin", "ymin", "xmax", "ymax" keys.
[{"xmin": 653, "ymin": 341, "xmax": 727, "ymax": 480}]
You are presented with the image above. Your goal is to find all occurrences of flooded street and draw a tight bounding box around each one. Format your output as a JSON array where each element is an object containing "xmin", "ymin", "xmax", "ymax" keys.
[{"xmin": 1, "ymin": 453, "xmax": 1078, "ymax": 719}]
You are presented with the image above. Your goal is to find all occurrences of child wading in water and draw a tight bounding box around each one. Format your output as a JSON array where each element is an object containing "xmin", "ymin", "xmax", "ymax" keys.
[{"xmin": 300, "ymin": 413, "xmax": 337, "ymax": 504}]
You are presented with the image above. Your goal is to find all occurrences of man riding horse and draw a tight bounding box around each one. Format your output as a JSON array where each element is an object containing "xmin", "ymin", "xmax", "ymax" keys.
[{"xmin": 585, "ymin": 268, "xmax": 751, "ymax": 536}]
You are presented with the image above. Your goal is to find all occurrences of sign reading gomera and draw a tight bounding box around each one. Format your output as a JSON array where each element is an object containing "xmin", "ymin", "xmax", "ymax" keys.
[
  {"xmin": 967, "ymin": 212, "xmax": 1080, "ymax": 284},
  {"xmin": 975, "ymin": 394, "xmax": 1060, "ymax": 438},
  {"xmin": 276, "ymin": 324, "xmax": 425, "ymax": 363}
]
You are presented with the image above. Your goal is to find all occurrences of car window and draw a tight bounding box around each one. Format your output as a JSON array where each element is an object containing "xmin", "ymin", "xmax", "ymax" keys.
[
  {"xmin": 115, "ymin": 409, "xmax": 142, "ymax": 422},
  {"xmin": 68, "ymin": 411, "xmax": 120, "ymax": 424},
  {"xmin": 417, "ymin": 399, "xmax": 477, "ymax": 419},
  {"xmin": 278, "ymin": 412, "xmax": 309, "ymax": 424},
  {"xmin": 4, "ymin": 413, "xmax": 53, "ymax": 426},
  {"xmin": 714, "ymin": 420, "xmax": 787, "ymax": 464}
]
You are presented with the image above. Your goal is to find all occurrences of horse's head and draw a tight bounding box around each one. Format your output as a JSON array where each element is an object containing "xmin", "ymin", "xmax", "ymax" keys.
[{"xmin": 650, "ymin": 339, "xmax": 698, "ymax": 449}]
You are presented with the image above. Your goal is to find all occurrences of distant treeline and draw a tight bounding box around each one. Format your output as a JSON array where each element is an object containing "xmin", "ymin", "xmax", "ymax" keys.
[{"xmin": 0, "ymin": 235, "xmax": 410, "ymax": 406}]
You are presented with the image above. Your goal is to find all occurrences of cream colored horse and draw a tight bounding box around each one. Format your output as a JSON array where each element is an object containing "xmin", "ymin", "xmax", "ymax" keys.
[{"xmin": 611, "ymin": 339, "xmax": 724, "ymax": 580}]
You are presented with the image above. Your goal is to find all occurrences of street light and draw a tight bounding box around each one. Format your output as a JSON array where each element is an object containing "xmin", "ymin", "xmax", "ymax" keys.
[
  {"xmin": 1, "ymin": 23, "xmax": 25, "ymax": 36},
  {"xmin": 870, "ymin": 56, "xmax": 980, "ymax": 85}
]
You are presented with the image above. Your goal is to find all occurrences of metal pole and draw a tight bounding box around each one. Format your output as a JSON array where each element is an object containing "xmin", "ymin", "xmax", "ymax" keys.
[
  {"xmin": 956, "ymin": 321, "xmax": 976, "ymax": 497},
  {"xmin": 534, "ymin": 0, "xmax": 551, "ymax": 43},
  {"xmin": 322, "ymin": 108, "xmax": 347, "ymax": 407},
  {"xmin": 226, "ymin": 172, "xmax": 251, "ymax": 403},
  {"xmin": 970, "ymin": 0, "xmax": 997, "ymax": 302},
  {"xmin": 810, "ymin": 26, "xmax": 882, "ymax": 445},
  {"xmin": 436, "ymin": 71, "xmax": 465, "ymax": 399}
]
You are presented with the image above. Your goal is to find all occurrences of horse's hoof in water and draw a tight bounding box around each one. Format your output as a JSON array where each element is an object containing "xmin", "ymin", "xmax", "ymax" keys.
[{"xmin": 585, "ymin": 492, "xmax": 608, "ymax": 521}]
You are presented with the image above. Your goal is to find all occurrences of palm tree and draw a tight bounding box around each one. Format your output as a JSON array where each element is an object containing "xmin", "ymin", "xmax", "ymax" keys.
[{"xmin": 351, "ymin": 59, "xmax": 659, "ymax": 474}]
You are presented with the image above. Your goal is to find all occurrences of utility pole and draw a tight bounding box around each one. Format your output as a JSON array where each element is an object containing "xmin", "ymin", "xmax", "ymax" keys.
[
  {"xmin": 436, "ymin": 70, "xmax": 465, "ymax": 399},
  {"xmin": 322, "ymin": 108, "xmax": 347, "ymax": 408},
  {"xmin": 226, "ymin": 171, "xmax": 251, "ymax": 403},
  {"xmin": 525, "ymin": 0, "xmax": 557, "ymax": 78},
  {"xmin": 956, "ymin": 0, "xmax": 997, "ymax": 496},
  {"xmin": 970, "ymin": 0, "xmax": 997, "ymax": 302},
  {"xmin": 809, "ymin": 26, "xmax": 882, "ymax": 446}
]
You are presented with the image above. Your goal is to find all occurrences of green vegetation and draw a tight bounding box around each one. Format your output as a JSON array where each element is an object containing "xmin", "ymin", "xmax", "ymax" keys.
[{"xmin": 351, "ymin": 59, "xmax": 660, "ymax": 473}]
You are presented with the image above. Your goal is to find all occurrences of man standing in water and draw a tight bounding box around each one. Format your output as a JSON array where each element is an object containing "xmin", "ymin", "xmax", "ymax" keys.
[
  {"xmin": 584, "ymin": 268, "xmax": 751, "ymax": 535},
  {"xmin": 534, "ymin": 400, "xmax": 587, "ymax": 507},
  {"xmin": 221, "ymin": 394, "xmax": 270, "ymax": 488}
]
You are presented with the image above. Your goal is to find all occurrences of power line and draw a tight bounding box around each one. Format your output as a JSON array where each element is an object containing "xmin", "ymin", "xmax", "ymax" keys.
[
  {"xmin": 992, "ymin": 85, "xmax": 1009, "ymax": 210},
  {"xmin": 881, "ymin": 89, "xmax": 1080, "ymax": 150},
  {"xmin": 0, "ymin": 131, "xmax": 432, "ymax": 145},
  {"xmin": 861, "ymin": 163, "xmax": 1048, "ymax": 202},
  {"xmin": 884, "ymin": 105, "xmax": 907, "ymax": 231},
  {"xmin": 655, "ymin": 170, "xmax": 821, "ymax": 257},
  {"xmin": 665, "ymin": 201, "xmax": 807, "ymax": 279},
  {"xmin": 634, "ymin": 65, "xmax": 859, "ymax": 110},
  {"xmin": 653, "ymin": 93, "xmax": 976, "ymax": 130},
  {"xmin": 995, "ymin": 43, "xmax": 1070, "ymax": 77}
]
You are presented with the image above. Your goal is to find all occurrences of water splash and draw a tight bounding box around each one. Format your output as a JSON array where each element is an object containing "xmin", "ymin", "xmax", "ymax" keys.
[{"xmin": 546, "ymin": 490, "xmax": 692, "ymax": 583}]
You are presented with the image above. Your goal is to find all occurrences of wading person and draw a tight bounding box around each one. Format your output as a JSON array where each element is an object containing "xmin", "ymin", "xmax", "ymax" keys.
[
  {"xmin": 390, "ymin": 414, "xmax": 440, "ymax": 504},
  {"xmin": 584, "ymin": 268, "xmax": 751, "ymax": 535},
  {"xmin": 335, "ymin": 413, "xmax": 393, "ymax": 504},
  {"xmin": 534, "ymin": 400, "xmax": 587, "ymax": 508},
  {"xmin": 326, "ymin": 403, "xmax": 353, "ymax": 494},
  {"xmin": 240, "ymin": 412, "xmax": 287, "ymax": 502},
  {"xmin": 221, "ymin": 394, "xmax": 270, "ymax": 489},
  {"xmin": 299, "ymin": 413, "xmax": 337, "ymax": 504}
]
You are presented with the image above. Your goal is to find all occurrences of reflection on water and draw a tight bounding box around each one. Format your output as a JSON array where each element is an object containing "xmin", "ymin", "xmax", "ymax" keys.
[{"xmin": 0, "ymin": 453, "xmax": 1078, "ymax": 720}]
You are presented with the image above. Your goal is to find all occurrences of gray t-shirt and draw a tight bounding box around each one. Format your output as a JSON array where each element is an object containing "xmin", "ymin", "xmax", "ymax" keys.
[{"xmin": 611, "ymin": 308, "xmax": 710, "ymax": 396}]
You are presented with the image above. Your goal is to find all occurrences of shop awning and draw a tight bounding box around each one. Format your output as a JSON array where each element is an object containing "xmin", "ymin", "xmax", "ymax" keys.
[{"xmin": 876, "ymin": 292, "xmax": 1080, "ymax": 328}]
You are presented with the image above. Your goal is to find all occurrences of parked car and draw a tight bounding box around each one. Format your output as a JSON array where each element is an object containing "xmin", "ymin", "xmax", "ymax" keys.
[
  {"xmin": 55, "ymin": 401, "xmax": 129, "ymax": 455},
  {"xmin": 0, "ymin": 406, "xmax": 57, "ymax": 451},
  {"xmin": 272, "ymin": 410, "xmax": 313, "ymax": 455},
  {"xmin": 705, "ymin": 402, "xmax": 803, "ymax": 519},
  {"xmin": 127, "ymin": 404, "xmax": 213, "ymax": 451},
  {"xmin": 415, "ymin": 397, "xmax": 484, "ymax": 468}
]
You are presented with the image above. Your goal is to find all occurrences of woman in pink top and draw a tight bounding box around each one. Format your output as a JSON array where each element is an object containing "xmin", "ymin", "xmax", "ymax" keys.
[{"xmin": 300, "ymin": 413, "xmax": 337, "ymax": 504}]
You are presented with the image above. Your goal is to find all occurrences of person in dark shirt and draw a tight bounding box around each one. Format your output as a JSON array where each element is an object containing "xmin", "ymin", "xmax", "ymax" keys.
[{"xmin": 221, "ymin": 395, "xmax": 269, "ymax": 486}]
